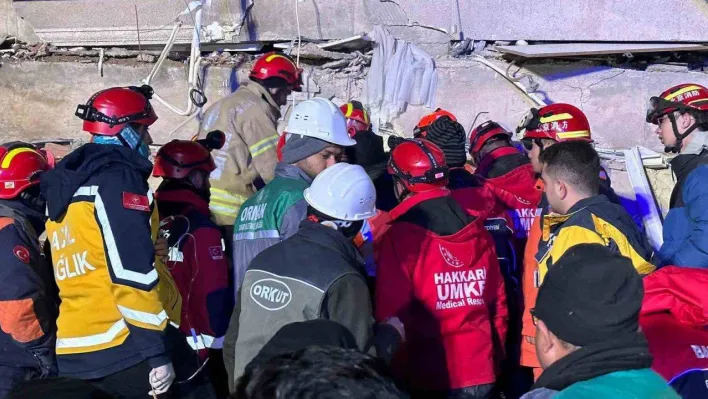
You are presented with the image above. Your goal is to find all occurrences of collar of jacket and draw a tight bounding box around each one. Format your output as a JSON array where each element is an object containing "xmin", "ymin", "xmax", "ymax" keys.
[
  {"xmin": 532, "ymin": 333, "xmax": 653, "ymax": 392},
  {"xmin": 244, "ymin": 81, "xmax": 280, "ymax": 113},
  {"xmin": 542, "ymin": 194, "xmax": 610, "ymax": 241},
  {"xmin": 41, "ymin": 143, "xmax": 153, "ymax": 221},
  {"xmin": 0, "ymin": 199, "xmax": 44, "ymax": 240},
  {"xmin": 155, "ymin": 185, "xmax": 210, "ymax": 216},
  {"xmin": 297, "ymin": 219, "xmax": 365, "ymax": 268},
  {"xmin": 389, "ymin": 188, "xmax": 450, "ymax": 221},
  {"xmin": 670, "ymin": 149, "xmax": 708, "ymax": 181},
  {"xmin": 476, "ymin": 146, "xmax": 522, "ymax": 177},
  {"xmin": 274, "ymin": 162, "xmax": 313, "ymax": 184}
]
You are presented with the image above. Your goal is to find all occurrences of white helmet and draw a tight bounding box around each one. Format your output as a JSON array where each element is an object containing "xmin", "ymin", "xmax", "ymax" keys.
[
  {"xmin": 285, "ymin": 98, "xmax": 356, "ymax": 146},
  {"xmin": 304, "ymin": 163, "xmax": 377, "ymax": 221}
]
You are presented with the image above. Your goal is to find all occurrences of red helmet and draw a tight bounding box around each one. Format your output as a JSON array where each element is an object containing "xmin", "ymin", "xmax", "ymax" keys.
[
  {"xmin": 75, "ymin": 85, "xmax": 157, "ymax": 136},
  {"xmin": 517, "ymin": 103, "xmax": 592, "ymax": 143},
  {"xmin": 469, "ymin": 121, "xmax": 512, "ymax": 156},
  {"xmin": 0, "ymin": 142, "xmax": 51, "ymax": 199},
  {"xmin": 339, "ymin": 101, "xmax": 371, "ymax": 137},
  {"xmin": 414, "ymin": 108, "xmax": 457, "ymax": 137},
  {"xmin": 153, "ymin": 130, "xmax": 225, "ymax": 179},
  {"xmin": 388, "ymin": 139, "xmax": 448, "ymax": 193},
  {"xmin": 646, "ymin": 84, "xmax": 708, "ymax": 124},
  {"xmin": 249, "ymin": 52, "xmax": 302, "ymax": 92}
]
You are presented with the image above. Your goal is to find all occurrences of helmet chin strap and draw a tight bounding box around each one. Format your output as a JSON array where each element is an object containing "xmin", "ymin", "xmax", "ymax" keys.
[{"xmin": 666, "ymin": 113, "xmax": 700, "ymax": 154}]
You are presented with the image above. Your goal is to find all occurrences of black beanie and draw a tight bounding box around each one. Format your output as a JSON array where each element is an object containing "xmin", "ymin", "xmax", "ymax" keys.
[
  {"xmin": 423, "ymin": 116, "xmax": 467, "ymax": 167},
  {"xmin": 534, "ymin": 244, "xmax": 644, "ymax": 347}
]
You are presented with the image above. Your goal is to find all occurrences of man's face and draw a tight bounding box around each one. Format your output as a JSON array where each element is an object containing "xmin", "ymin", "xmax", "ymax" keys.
[
  {"xmin": 655, "ymin": 112, "xmax": 692, "ymax": 149},
  {"xmin": 297, "ymin": 145, "xmax": 343, "ymax": 179},
  {"xmin": 527, "ymin": 140, "xmax": 545, "ymax": 174},
  {"xmin": 271, "ymin": 87, "xmax": 293, "ymax": 107},
  {"xmin": 541, "ymin": 164, "xmax": 565, "ymax": 214}
]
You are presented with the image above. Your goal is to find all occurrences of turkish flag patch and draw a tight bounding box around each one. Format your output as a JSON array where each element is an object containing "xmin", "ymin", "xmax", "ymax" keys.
[
  {"xmin": 122, "ymin": 192, "xmax": 151, "ymax": 212},
  {"xmin": 13, "ymin": 245, "xmax": 30, "ymax": 264},
  {"xmin": 208, "ymin": 246, "xmax": 224, "ymax": 260}
]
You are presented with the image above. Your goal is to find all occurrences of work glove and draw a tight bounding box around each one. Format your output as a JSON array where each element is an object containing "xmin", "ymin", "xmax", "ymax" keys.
[{"xmin": 149, "ymin": 362, "xmax": 176, "ymax": 396}]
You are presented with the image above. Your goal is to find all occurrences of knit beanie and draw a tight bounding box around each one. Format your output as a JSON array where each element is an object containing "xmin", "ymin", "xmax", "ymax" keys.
[
  {"xmin": 534, "ymin": 243, "xmax": 644, "ymax": 347},
  {"xmin": 281, "ymin": 133, "xmax": 331, "ymax": 164},
  {"xmin": 423, "ymin": 116, "xmax": 467, "ymax": 167}
]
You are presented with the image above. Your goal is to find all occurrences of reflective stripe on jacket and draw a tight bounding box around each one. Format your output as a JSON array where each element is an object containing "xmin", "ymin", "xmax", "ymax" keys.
[
  {"xmin": 41, "ymin": 144, "xmax": 182, "ymax": 379},
  {"xmin": 198, "ymin": 82, "xmax": 281, "ymax": 226}
]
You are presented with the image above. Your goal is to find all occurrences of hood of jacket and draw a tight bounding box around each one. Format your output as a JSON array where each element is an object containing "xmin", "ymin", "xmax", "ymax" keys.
[
  {"xmin": 640, "ymin": 266, "xmax": 708, "ymax": 327},
  {"xmin": 274, "ymin": 162, "xmax": 313, "ymax": 184},
  {"xmin": 41, "ymin": 143, "xmax": 153, "ymax": 221}
]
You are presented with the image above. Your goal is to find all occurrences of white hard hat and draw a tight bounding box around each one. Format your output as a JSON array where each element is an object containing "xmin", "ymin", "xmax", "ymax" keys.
[
  {"xmin": 304, "ymin": 163, "xmax": 377, "ymax": 221},
  {"xmin": 285, "ymin": 98, "xmax": 356, "ymax": 146}
]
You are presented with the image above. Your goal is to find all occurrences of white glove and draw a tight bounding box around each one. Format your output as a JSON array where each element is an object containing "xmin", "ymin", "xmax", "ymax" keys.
[{"xmin": 148, "ymin": 362, "xmax": 176, "ymax": 396}]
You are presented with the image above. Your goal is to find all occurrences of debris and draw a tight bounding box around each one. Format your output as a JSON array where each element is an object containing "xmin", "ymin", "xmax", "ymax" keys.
[
  {"xmin": 104, "ymin": 47, "xmax": 134, "ymax": 58},
  {"xmin": 318, "ymin": 35, "xmax": 372, "ymax": 52},
  {"xmin": 136, "ymin": 53, "xmax": 157, "ymax": 63},
  {"xmin": 516, "ymin": 39, "xmax": 529, "ymax": 46},
  {"xmin": 451, "ymin": 38, "xmax": 472, "ymax": 57},
  {"xmin": 205, "ymin": 22, "xmax": 225, "ymax": 41},
  {"xmin": 496, "ymin": 42, "xmax": 708, "ymax": 58},
  {"xmin": 322, "ymin": 59, "xmax": 349, "ymax": 69},
  {"xmin": 289, "ymin": 43, "xmax": 354, "ymax": 61}
]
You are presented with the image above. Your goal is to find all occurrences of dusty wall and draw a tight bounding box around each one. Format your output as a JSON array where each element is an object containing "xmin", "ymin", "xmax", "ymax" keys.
[{"xmin": 0, "ymin": 58, "xmax": 707, "ymax": 153}]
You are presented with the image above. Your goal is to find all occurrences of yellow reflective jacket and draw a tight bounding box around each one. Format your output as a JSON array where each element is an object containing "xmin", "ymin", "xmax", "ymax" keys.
[
  {"xmin": 41, "ymin": 144, "xmax": 181, "ymax": 379},
  {"xmin": 536, "ymin": 195, "xmax": 656, "ymax": 282},
  {"xmin": 197, "ymin": 82, "xmax": 281, "ymax": 226}
]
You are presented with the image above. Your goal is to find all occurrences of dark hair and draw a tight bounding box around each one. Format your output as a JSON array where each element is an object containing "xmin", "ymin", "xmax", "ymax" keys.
[
  {"xmin": 234, "ymin": 346, "xmax": 407, "ymax": 399},
  {"xmin": 539, "ymin": 140, "xmax": 600, "ymax": 196}
]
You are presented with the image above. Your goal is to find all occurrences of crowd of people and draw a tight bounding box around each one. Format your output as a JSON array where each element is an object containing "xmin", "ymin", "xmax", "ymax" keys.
[{"xmin": 1, "ymin": 51, "xmax": 707, "ymax": 399}]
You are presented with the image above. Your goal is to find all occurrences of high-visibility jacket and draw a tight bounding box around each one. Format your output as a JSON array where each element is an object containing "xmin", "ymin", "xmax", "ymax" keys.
[
  {"xmin": 197, "ymin": 82, "xmax": 281, "ymax": 226},
  {"xmin": 41, "ymin": 144, "xmax": 182, "ymax": 380},
  {"xmin": 520, "ymin": 172, "xmax": 625, "ymax": 370}
]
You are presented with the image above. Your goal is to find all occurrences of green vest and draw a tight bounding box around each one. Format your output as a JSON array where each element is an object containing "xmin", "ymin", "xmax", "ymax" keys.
[{"xmin": 233, "ymin": 177, "xmax": 309, "ymax": 240}]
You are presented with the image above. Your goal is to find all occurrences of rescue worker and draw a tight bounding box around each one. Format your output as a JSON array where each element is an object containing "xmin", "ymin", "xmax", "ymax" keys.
[
  {"xmin": 339, "ymin": 100, "xmax": 395, "ymax": 280},
  {"xmin": 521, "ymin": 244, "xmax": 678, "ymax": 399},
  {"xmin": 41, "ymin": 85, "xmax": 183, "ymax": 397},
  {"xmin": 340, "ymin": 100, "xmax": 396, "ymax": 212},
  {"xmin": 412, "ymin": 107, "xmax": 457, "ymax": 137},
  {"xmin": 469, "ymin": 120, "xmax": 542, "ymax": 238},
  {"xmin": 640, "ymin": 266, "xmax": 708, "ymax": 398},
  {"xmin": 230, "ymin": 98, "xmax": 355, "ymax": 295},
  {"xmin": 0, "ymin": 143, "xmax": 57, "ymax": 398},
  {"xmin": 516, "ymin": 103, "xmax": 619, "ymax": 378},
  {"xmin": 375, "ymin": 138, "xmax": 508, "ymax": 399},
  {"xmin": 646, "ymin": 84, "xmax": 708, "ymax": 267},
  {"xmin": 152, "ymin": 131, "xmax": 233, "ymax": 397},
  {"xmin": 197, "ymin": 52, "xmax": 301, "ymax": 236},
  {"xmin": 534, "ymin": 139, "xmax": 655, "ymax": 284},
  {"xmin": 225, "ymin": 163, "xmax": 401, "ymax": 391}
]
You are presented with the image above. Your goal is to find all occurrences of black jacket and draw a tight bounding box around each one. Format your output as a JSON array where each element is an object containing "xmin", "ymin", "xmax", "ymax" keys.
[{"xmin": 224, "ymin": 220, "xmax": 399, "ymax": 389}]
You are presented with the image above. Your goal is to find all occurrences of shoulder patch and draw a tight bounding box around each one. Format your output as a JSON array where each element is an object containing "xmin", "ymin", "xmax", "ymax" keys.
[
  {"xmin": 122, "ymin": 192, "xmax": 150, "ymax": 212},
  {"xmin": 13, "ymin": 245, "xmax": 30, "ymax": 264}
]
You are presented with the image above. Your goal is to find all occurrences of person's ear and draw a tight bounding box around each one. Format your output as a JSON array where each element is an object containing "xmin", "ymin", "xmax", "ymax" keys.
[
  {"xmin": 556, "ymin": 179, "xmax": 568, "ymax": 201},
  {"xmin": 536, "ymin": 320, "xmax": 554, "ymax": 355},
  {"xmin": 679, "ymin": 112, "xmax": 694, "ymax": 130}
]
